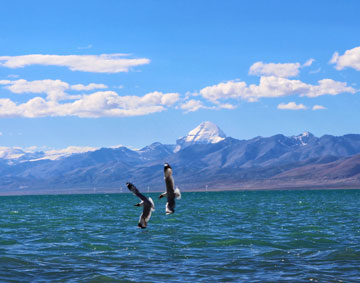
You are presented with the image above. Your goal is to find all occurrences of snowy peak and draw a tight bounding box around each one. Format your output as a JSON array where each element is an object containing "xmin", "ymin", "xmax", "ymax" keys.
[
  {"xmin": 185, "ymin": 121, "xmax": 226, "ymax": 143},
  {"xmin": 175, "ymin": 121, "xmax": 226, "ymax": 151},
  {"xmin": 0, "ymin": 146, "xmax": 97, "ymax": 163},
  {"xmin": 298, "ymin": 131, "xmax": 313, "ymax": 138},
  {"xmin": 0, "ymin": 147, "xmax": 26, "ymax": 160},
  {"xmin": 292, "ymin": 131, "xmax": 315, "ymax": 146}
]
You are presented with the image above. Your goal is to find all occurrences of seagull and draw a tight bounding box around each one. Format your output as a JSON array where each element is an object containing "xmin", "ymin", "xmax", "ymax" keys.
[
  {"xmin": 126, "ymin": 182, "xmax": 155, "ymax": 229},
  {"xmin": 159, "ymin": 163, "xmax": 181, "ymax": 214}
]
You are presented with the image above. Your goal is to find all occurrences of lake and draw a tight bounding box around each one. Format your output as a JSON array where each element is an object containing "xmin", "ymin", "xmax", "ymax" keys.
[{"xmin": 0, "ymin": 190, "xmax": 359, "ymax": 282}]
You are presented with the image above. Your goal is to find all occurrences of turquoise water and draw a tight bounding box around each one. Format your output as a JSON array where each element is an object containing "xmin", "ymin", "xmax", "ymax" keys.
[{"xmin": 0, "ymin": 190, "xmax": 360, "ymax": 282}]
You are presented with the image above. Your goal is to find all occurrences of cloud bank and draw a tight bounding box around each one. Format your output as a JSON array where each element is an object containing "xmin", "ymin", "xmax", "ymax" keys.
[
  {"xmin": 0, "ymin": 90, "xmax": 179, "ymax": 118},
  {"xmin": 1, "ymin": 79, "xmax": 107, "ymax": 101},
  {"xmin": 0, "ymin": 54, "xmax": 150, "ymax": 73},
  {"xmin": 0, "ymin": 51, "xmax": 357, "ymax": 118},
  {"xmin": 0, "ymin": 79, "xmax": 179, "ymax": 118},
  {"xmin": 199, "ymin": 76, "xmax": 356, "ymax": 103}
]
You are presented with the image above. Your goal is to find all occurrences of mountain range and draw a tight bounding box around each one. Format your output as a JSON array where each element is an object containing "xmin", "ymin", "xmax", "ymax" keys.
[{"xmin": 1, "ymin": 121, "xmax": 360, "ymax": 195}]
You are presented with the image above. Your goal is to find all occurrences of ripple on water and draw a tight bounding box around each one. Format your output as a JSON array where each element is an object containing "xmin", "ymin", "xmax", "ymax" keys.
[{"xmin": 0, "ymin": 191, "xmax": 359, "ymax": 282}]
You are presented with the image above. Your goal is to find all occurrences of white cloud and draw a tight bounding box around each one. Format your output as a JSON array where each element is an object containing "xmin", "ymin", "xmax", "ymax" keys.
[
  {"xmin": 277, "ymin": 102, "xmax": 307, "ymax": 110},
  {"xmin": 249, "ymin": 59, "xmax": 315, "ymax": 78},
  {"xmin": 247, "ymin": 76, "xmax": 309, "ymax": 99},
  {"xmin": 330, "ymin": 47, "xmax": 360, "ymax": 71},
  {"xmin": 5, "ymin": 79, "xmax": 70, "ymax": 101},
  {"xmin": 303, "ymin": 58, "xmax": 315, "ymax": 67},
  {"xmin": 0, "ymin": 77, "xmax": 180, "ymax": 117},
  {"xmin": 0, "ymin": 131, "xmax": 2, "ymax": 136},
  {"xmin": 70, "ymin": 83, "xmax": 108, "ymax": 91},
  {"xmin": 179, "ymin": 99, "xmax": 206, "ymax": 113},
  {"xmin": 0, "ymin": 90, "xmax": 180, "ymax": 118},
  {"xmin": 200, "ymin": 80, "xmax": 248, "ymax": 103},
  {"xmin": 57, "ymin": 91, "xmax": 176, "ymax": 118},
  {"xmin": 218, "ymin": 103, "xmax": 236, "ymax": 109},
  {"xmin": 1, "ymin": 79, "xmax": 109, "ymax": 101},
  {"xmin": 304, "ymin": 79, "xmax": 356, "ymax": 97},
  {"xmin": 179, "ymin": 99, "xmax": 236, "ymax": 113},
  {"xmin": 199, "ymin": 76, "xmax": 356, "ymax": 103},
  {"xmin": 312, "ymin": 105, "xmax": 326, "ymax": 110},
  {"xmin": 0, "ymin": 54, "xmax": 150, "ymax": 73},
  {"xmin": 0, "ymin": 98, "xmax": 22, "ymax": 117},
  {"xmin": 249, "ymin": 61, "xmax": 301, "ymax": 77},
  {"xmin": 143, "ymin": 91, "xmax": 179, "ymax": 106}
]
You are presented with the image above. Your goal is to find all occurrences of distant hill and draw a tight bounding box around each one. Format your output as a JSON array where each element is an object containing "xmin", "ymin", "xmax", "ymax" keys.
[{"xmin": 1, "ymin": 121, "xmax": 360, "ymax": 195}]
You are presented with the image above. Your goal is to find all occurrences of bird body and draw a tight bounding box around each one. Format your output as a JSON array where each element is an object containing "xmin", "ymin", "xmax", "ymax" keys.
[
  {"xmin": 159, "ymin": 163, "xmax": 181, "ymax": 214},
  {"xmin": 127, "ymin": 182, "xmax": 155, "ymax": 228}
]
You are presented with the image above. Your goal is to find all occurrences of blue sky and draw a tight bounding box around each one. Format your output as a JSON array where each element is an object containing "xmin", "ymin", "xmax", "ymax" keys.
[{"xmin": 0, "ymin": 0, "xmax": 359, "ymax": 152}]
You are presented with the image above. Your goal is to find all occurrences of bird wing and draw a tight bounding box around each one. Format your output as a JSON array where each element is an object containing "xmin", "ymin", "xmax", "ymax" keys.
[
  {"xmin": 175, "ymin": 187, "xmax": 181, "ymax": 200},
  {"xmin": 127, "ymin": 183, "xmax": 148, "ymax": 202}
]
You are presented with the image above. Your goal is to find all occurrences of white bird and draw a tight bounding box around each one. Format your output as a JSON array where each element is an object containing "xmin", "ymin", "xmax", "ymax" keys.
[
  {"xmin": 159, "ymin": 163, "xmax": 181, "ymax": 214},
  {"xmin": 127, "ymin": 182, "xmax": 155, "ymax": 229}
]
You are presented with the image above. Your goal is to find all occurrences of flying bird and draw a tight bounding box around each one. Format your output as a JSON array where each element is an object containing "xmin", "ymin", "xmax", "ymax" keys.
[
  {"xmin": 159, "ymin": 163, "xmax": 181, "ymax": 214},
  {"xmin": 127, "ymin": 182, "xmax": 155, "ymax": 229}
]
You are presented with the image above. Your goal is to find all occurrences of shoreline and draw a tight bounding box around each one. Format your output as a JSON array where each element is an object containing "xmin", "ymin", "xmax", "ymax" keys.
[{"xmin": 1, "ymin": 184, "xmax": 359, "ymax": 197}]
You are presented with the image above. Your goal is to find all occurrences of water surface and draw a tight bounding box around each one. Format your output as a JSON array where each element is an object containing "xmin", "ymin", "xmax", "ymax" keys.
[{"xmin": 0, "ymin": 190, "xmax": 359, "ymax": 282}]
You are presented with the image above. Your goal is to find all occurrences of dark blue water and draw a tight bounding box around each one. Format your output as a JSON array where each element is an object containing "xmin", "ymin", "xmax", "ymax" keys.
[{"xmin": 0, "ymin": 190, "xmax": 360, "ymax": 282}]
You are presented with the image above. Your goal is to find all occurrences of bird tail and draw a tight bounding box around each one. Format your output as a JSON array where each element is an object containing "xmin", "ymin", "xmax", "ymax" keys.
[
  {"xmin": 138, "ymin": 214, "xmax": 147, "ymax": 228},
  {"xmin": 175, "ymin": 187, "xmax": 181, "ymax": 200},
  {"xmin": 166, "ymin": 202, "xmax": 174, "ymax": 215}
]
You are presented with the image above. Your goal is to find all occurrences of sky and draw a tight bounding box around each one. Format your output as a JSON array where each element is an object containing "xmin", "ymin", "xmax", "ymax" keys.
[{"xmin": 0, "ymin": 0, "xmax": 360, "ymax": 152}]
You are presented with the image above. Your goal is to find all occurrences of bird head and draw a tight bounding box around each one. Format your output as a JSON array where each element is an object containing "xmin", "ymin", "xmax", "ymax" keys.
[{"xmin": 164, "ymin": 163, "xmax": 173, "ymax": 177}]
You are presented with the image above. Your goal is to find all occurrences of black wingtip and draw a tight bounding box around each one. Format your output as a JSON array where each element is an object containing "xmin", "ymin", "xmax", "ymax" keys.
[{"xmin": 126, "ymin": 182, "xmax": 134, "ymax": 190}]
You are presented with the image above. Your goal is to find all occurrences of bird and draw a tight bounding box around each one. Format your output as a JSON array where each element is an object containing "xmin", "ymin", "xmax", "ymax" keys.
[
  {"xmin": 126, "ymin": 182, "xmax": 155, "ymax": 229},
  {"xmin": 159, "ymin": 163, "xmax": 181, "ymax": 214}
]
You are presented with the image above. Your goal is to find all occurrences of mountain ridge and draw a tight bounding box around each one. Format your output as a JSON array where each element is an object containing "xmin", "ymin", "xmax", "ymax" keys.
[{"xmin": 1, "ymin": 122, "xmax": 360, "ymax": 195}]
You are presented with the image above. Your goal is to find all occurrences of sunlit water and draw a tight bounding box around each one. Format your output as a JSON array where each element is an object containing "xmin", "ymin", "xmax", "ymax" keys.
[{"xmin": 0, "ymin": 190, "xmax": 359, "ymax": 282}]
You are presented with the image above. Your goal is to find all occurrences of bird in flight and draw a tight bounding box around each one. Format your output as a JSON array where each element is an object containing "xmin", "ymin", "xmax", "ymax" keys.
[
  {"xmin": 159, "ymin": 163, "xmax": 181, "ymax": 214},
  {"xmin": 127, "ymin": 182, "xmax": 155, "ymax": 228}
]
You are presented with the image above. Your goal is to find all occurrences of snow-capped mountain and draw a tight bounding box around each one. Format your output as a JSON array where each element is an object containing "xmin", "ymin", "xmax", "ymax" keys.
[
  {"xmin": 292, "ymin": 132, "xmax": 316, "ymax": 146},
  {"xmin": 34, "ymin": 146, "xmax": 98, "ymax": 161},
  {"xmin": 1, "ymin": 121, "xmax": 360, "ymax": 194},
  {"xmin": 0, "ymin": 147, "xmax": 45, "ymax": 163},
  {"xmin": 175, "ymin": 121, "xmax": 226, "ymax": 151},
  {"xmin": 0, "ymin": 147, "xmax": 27, "ymax": 160},
  {"xmin": 0, "ymin": 146, "xmax": 98, "ymax": 163},
  {"xmin": 138, "ymin": 142, "xmax": 176, "ymax": 160}
]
